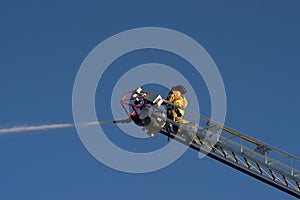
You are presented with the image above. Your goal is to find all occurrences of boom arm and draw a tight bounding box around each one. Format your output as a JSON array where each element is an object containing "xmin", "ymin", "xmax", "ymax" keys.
[
  {"xmin": 120, "ymin": 88, "xmax": 300, "ymax": 198},
  {"xmin": 160, "ymin": 101, "xmax": 300, "ymax": 198}
]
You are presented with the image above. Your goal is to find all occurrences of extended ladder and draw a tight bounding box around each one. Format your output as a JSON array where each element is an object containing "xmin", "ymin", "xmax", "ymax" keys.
[
  {"xmin": 159, "ymin": 117, "xmax": 300, "ymax": 198},
  {"xmin": 120, "ymin": 90, "xmax": 300, "ymax": 198}
]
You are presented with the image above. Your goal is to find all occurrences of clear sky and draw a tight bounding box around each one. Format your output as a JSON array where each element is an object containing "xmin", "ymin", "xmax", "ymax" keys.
[{"xmin": 1, "ymin": 0, "xmax": 300, "ymax": 199}]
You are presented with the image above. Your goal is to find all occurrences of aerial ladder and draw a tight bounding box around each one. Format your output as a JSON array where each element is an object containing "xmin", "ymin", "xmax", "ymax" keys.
[
  {"xmin": 120, "ymin": 88, "xmax": 300, "ymax": 199},
  {"xmin": 160, "ymin": 112, "xmax": 300, "ymax": 199}
]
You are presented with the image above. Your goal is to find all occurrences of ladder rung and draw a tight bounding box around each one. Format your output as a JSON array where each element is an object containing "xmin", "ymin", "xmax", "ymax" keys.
[
  {"xmin": 282, "ymin": 175, "xmax": 289, "ymax": 187},
  {"xmin": 219, "ymin": 146, "xmax": 227, "ymax": 158},
  {"xmin": 295, "ymin": 180, "xmax": 300, "ymax": 191},
  {"xmin": 244, "ymin": 157, "xmax": 251, "ymax": 168},
  {"xmin": 232, "ymin": 152, "xmax": 239, "ymax": 163},
  {"xmin": 269, "ymin": 169, "xmax": 276, "ymax": 180},
  {"xmin": 256, "ymin": 163, "xmax": 263, "ymax": 174}
]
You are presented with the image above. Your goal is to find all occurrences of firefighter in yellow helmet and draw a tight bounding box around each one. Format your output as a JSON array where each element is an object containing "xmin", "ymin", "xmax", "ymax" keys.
[{"xmin": 166, "ymin": 85, "xmax": 188, "ymax": 124}]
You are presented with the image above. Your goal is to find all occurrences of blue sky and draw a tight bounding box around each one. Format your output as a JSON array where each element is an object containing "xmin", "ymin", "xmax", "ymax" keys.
[{"xmin": 1, "ymin": 0, "xmax": 300, "ymax": 199}]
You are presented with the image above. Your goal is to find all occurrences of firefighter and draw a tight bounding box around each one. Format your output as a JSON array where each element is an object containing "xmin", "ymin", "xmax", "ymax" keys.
[{"xmin": 166, "ymin": 85, "xmax": 188, "ymax": 124}]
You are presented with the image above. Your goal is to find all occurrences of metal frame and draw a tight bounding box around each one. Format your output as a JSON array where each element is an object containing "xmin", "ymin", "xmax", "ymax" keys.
[
  {"xmin": 120, "ymin": 89, "xmax": 300, "ymax": 198},
  {"xmin": 159, "ymin": 115, "xmax": 300, "ymax": 198},
  {"xmin": 160, "ymin": 100, "xmax": 300, "ymax": 197},
  {"xmin": 159, "ymin": 128, "xmax": 300, "ymax": 198}
]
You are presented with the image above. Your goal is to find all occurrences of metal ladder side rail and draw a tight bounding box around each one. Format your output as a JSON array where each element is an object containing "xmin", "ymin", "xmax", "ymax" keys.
[
  {"xmin": 221, "ymin": 126, "xmax": 300, "ymax": 163},
  {"xmin": 219, "ymin": 126, "xmax": 300, "ymax": 162},
  {"xmin": 205, "ymin": 126, "xmax": 299, "ymax": 176},
  {"xmin": 217, "ymin": 138, "xmax": 300, "ymax": 184},
  {"xmin": 162, "ymin": 116, "xmax": 298, "ymax": 189},
  {"xmin": 214, "ymin": 141, "xmax": 300, "ymax": 193},
  {"xmin": 197, "ymin": 139, "xmax": 251, "ymax": 169},
  {"xmin": 192, "ymin": 136, "xmax": 300, "ymax": 194},
  {"xmin": 214, "ymin": 145, "xmax": 287, "ymax": 185},
  {"xmin": 219, "ymin": 136, "xmax": 296, "ymax": 174},
  {"xmin": 196, "ymin": 138, "xmax": 290, "ymax": 187},
  {"xmin": 163, "ymin": 100, "xmax": 300, "ymax": 175},
  {"xmin": 158, "ymin": 129, "xmax": 300, "ymax": 199},
  {"xmin": 218, "ymin": 133, "xmax": 300, "ymax": 177},
  {"xmin": 163, "ymin": 114, "xmax": 300, "ymax": 181},
  {"xmin": 189, "ymin": 128, "xmax": 299, "ymax": 192},
  {"xmin": 166, "ymin": 100, "xmax": 300, "ymax": 162},
  {"xmin": 154, "ymin": 101, "xmax": 300, "ymax": 196},
  {"xmin": 212, "ymin": 144, "xmax": 300, "ymax": 195},
  {"xmin": 180, "ymin": 133, "xmax": 285, "ymax": 188},
  {"xmin": 195, "ymin": 137, "xmax": 260, "ymax": 173}
]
